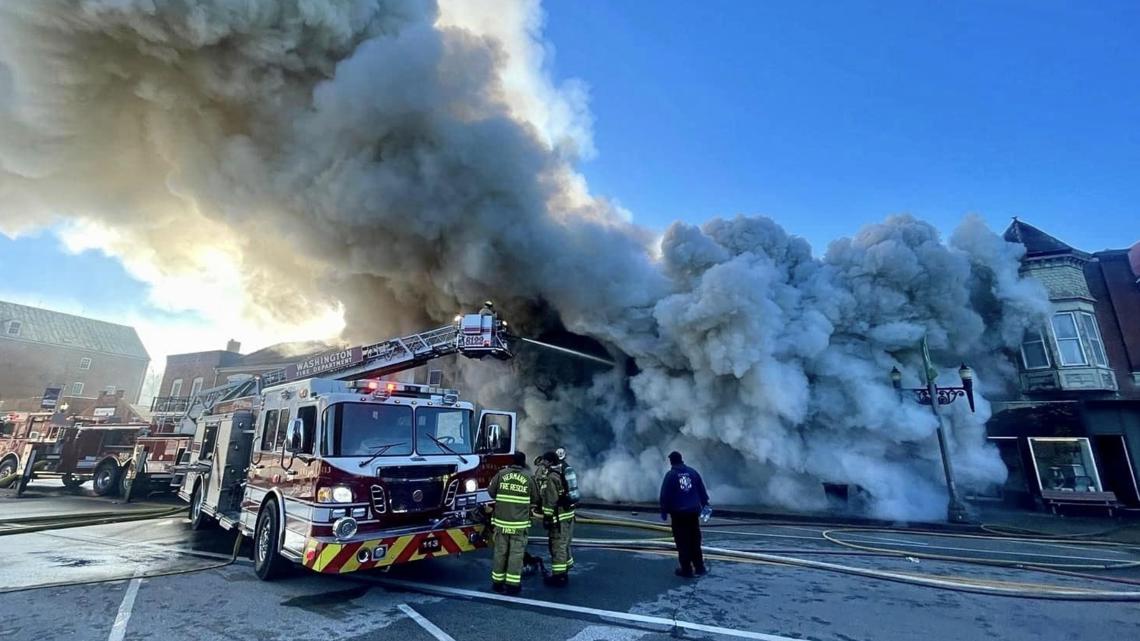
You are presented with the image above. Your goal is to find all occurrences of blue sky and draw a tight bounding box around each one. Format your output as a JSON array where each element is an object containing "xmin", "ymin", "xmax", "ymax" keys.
[
  {"xmin": 545, "ymin": 0, "xmax": 1139, "ymax": 252},
  {"xmin": 2, "ymin": 0, "xmax": 1137, "ymax": 362}
]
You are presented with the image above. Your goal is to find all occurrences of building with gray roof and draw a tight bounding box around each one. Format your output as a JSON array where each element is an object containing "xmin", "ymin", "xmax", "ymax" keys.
[{"xmin": 0, "ymin": 300, "xmax": 150, "ymax": 410}]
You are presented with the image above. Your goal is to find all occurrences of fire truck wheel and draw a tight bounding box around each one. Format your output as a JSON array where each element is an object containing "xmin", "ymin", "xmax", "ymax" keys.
[
  {"xmin": 61, "ymin": 474, "xmax": 84, "ymax": 490},
  {"xmin": 0, "ymin": 459, "xmax": 16, "ymax": 486},
  {"xmin": 117, "ymin": 464, "xmax": 133, "ymax": 498},
  {"xmin": 189, "ymin": 484, "xmax": 211, "ymax": 531},
  {"xmin": 92, "ymin": 461, "xmax": 120, "ymax": 497},
  {"xmin": 254, "ymin": 501, "xmax": 288, "ymax": 581}
]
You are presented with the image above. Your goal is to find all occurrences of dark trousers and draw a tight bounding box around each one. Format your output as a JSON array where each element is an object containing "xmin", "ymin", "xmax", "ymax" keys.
[{"xmin": 669, "ymin": 511, "xmax": 705, "ymax": 572}]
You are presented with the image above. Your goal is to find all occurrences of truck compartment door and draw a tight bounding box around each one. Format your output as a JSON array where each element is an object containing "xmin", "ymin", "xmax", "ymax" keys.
[{"xmin": 476, "ymin": 411, "xmax": 517, "ymax": 454}]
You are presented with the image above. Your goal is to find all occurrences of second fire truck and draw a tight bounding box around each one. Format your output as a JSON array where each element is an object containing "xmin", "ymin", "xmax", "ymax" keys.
[{"xmin": 173, "ymin": 310, "xmax": 519, "ymax": 580}]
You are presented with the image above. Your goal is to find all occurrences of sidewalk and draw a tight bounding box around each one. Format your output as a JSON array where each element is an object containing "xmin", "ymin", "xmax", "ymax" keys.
[{"xmin": 581, "ymin": 499, "xmax": 1140, "ymax": 542}]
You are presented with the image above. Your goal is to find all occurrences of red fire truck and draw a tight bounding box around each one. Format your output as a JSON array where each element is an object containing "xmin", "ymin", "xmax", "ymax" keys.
[
  {"xmin": 174, "ymin": 311, "xmax": 519, "ymax": 580},
  {"xmin": 0, "ymin": 412, "xmax": 150, "ymax": 496}
]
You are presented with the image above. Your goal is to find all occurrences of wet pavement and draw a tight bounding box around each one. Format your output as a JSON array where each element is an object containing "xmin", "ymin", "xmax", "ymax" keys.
[{"xmin": 2, "ymin": 480, "xmax": 1140, "ymax": 641}]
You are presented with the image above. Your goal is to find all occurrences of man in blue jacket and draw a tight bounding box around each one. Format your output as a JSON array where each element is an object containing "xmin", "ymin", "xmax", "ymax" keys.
[{"xmin": 659, "ymin": 451, "xmax": 709, "ymax": 577}]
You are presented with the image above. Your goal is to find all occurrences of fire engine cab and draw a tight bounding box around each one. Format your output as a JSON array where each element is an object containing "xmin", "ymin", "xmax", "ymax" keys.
[{"xmin": 174, "ymin": 311, "xmax": 518, "ymax": 580}]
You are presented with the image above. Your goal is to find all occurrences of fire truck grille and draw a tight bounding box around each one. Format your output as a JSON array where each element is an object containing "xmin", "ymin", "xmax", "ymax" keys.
[
  {"xmin": 370, "ymin": 485, "xmax": 386, "ymax": 514},
  {"xmin": 381, "ymin": 477, "xmax": 447, "ymax": 514}
]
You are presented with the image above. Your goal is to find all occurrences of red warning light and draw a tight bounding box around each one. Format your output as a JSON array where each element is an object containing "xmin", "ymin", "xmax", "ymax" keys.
[
  {"xmin": 386, "ymin": 383, "xmax": 397, "ymax": 392},
  {"xmin": 367, "ymin": 381, "xmax": 379, "ymax": 390}
]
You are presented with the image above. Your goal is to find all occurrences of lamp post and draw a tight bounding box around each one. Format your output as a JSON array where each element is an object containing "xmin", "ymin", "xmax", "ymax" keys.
[{"xmin": 891, "ymin": 339, "xmax": 975, "ymax": 524}]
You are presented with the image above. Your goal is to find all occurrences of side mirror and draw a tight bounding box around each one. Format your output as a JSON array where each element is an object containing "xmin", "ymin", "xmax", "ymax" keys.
[{"xmin": 285, "ymin": 418, "xmax": 304, "ymax": 454}]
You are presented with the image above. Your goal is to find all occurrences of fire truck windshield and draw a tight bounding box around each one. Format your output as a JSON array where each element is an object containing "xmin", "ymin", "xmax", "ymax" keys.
[
  {"xmin": 329, "ymin": 403, "xmax": 414, "ymax": 457},
  {"xmin": 415, "ymin": 407, "xmax": 474, "ymax": 455}
]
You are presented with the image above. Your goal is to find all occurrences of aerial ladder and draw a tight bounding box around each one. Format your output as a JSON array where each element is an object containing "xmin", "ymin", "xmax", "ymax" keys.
[{"xmin": 166, "ymin": 311, "xmax": 511, "ymax": 433}]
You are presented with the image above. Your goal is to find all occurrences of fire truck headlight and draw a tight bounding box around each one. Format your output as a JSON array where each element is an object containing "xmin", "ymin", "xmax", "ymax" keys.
[
  {"xmin": 318, "ymin": 486, "xmax": 354, "ymax": 503},
  {"xmin": 333, "ymin": 517, "xmax": 358, "ymax": 541},
  {"xmin": 464, "ymin": 479, "xmax": 478, "ymax": 493}
]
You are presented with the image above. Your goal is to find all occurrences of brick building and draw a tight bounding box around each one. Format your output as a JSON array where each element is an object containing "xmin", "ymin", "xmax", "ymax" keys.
[
  {"xmin": 0, "ymin": 300, "xmax": 149, "ymax": 411},
  {"xmin": 986, "ymin": 220, "xmax": 1140, "ymax": 510},
  {"xmin": 152, "ymin": 340, "xmax": 332, "ymax": 416}
]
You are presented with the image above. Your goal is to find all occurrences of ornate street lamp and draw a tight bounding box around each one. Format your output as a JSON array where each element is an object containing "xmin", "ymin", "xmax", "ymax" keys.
[{"xmin": 891, "ymin": 338, "xmax": 975, "ymax": 523}]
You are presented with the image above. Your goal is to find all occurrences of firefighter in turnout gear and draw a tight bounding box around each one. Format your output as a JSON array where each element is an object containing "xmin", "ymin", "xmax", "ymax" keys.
[
  {"xmin": 536, "ymin": 449, "xmax": 578, "ymax": 586},
  {"xmin": 488, "ymin": 451, "xmax": 538, "ymax": 594}
]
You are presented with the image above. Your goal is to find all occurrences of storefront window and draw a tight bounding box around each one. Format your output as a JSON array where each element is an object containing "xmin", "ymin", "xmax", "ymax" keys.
[{"xmin": 1029, "ymin": 438, "xmax": 1101, "ymax": 492}]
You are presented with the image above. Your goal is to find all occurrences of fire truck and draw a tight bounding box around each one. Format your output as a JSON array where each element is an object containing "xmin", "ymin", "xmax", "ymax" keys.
[
  {"xmin": 173, "ymin": 311, "xmax": 519, "ymax": 580},
  {"xmin": 0, "ymin": 412, "xmax": 150, "ymax": 496}
]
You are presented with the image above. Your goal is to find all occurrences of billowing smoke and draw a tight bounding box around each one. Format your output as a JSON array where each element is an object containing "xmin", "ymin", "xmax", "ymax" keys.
[{"xmin": 0, "ymin": 1, "xmax": 1050, "ymax": 519}]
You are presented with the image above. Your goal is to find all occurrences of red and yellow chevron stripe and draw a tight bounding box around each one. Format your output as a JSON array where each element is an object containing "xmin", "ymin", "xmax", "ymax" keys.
[{"xmin": 302, "ymin": 525, "xmax": 487, "ymax": 574}]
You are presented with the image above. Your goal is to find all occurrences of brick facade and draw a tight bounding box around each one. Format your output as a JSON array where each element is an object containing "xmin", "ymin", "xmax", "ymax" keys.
[
  {"xmin": 159, "ymin": 350, "xmax": 242, "ymax": 397},
  {"xmin": 0, "ymin": 337, "xmax": 148, "ymax": 410}
]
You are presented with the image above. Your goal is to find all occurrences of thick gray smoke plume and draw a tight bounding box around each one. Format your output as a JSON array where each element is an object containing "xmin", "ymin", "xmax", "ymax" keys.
[{"xmin": 0, "ymin": 1, "xmax": 1050, "ymax": 519}]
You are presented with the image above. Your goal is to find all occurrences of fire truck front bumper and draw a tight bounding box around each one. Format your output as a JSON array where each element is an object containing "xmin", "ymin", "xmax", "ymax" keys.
[{"xmin": 302, "ymin": 523, "xmax": 488, "ymax": 574}]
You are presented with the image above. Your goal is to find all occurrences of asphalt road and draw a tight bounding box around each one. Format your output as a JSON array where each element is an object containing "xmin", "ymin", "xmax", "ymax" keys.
[{"xmin": 3, "ymin": 480, "xmax": 1140, "ymax": 641}]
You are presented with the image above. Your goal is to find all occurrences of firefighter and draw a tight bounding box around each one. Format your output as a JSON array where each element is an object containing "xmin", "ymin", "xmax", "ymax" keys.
[
  {"xmin": 479, "ymin": 300, "xmax": 495, "ymax": 316},
  {"xmin": 659, "ymin": 450, "xmax": 709, "ymax": 577},
  {"xmin": 536, "ymin": 449, "xmax": 579, "ymax": 586},
  {"xmin": 488, "ymin": 450, "xmax": 538, "ymax": 594}
]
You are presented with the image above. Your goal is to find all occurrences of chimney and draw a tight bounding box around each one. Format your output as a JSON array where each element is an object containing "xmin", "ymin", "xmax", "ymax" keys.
[{"xmin": 226, "ymin": 339, "xmax": 241, "ymax": 353}]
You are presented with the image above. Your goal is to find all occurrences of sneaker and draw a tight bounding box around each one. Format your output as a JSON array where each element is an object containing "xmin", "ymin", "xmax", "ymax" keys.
[{"xmin": 674, "ymin": 568, "xmax": 694, "ymax": 578}]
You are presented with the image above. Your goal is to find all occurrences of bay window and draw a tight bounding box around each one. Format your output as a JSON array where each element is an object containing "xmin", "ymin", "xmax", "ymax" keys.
[
  {"xmin": 1050, "ymin": 313, "xmax": 1087, "ymax": 366},
  {"xmin": 1020, "ymin": 328, "xmax": 1050, "ymax": 370}
]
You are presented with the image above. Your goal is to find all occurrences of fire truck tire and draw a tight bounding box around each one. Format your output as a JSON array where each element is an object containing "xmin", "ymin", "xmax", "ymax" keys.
[
  {"xmin": 117, "ymin": 464, "xmax": 133, "ymax": 498},
  {"xmin": 253, "ymin": 501, "xmax": 288, "ymax": 581},
  {"xmin": 0, "ymin": 459, "xmax": 16, "ymax": 487},
  {"xmin": 189, "ymin": 484, "xmax": 211, "ymax": 531},
  {"xmin": 61, "ymin": 474, "xmax": 84, "ymax": 490},
  {"xmin": 92, "ymin": 461, "xmax": 120, "ymax": 497}
]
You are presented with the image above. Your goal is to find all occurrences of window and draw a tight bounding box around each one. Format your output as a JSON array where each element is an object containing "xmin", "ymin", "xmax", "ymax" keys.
[
  {"xmin": 0, "ymin": 421, "xmax": 14, "ymax": 438},
  {"xmin": 260, "ymin": 409, "xmax": 280, "ymax": 452},
  {"xmin": 5, "ymin": 320, "xmax": 21, "ymax": 336},
  {"xmin": 190, "ymin": 377, "xmax": 204, "ymax": 398},
  {"xmin": 1078, "ymin": 312, "xmax": 1109, "ymax": 367},
  {"xmin": 296, "ymin": 406, "xmax": 317, "ymax": 455},
  {"xmin": 1020, "ymin": 329, "xmax": 1050, "ymax": 370},
  {"xmin": 170, "ymin": 379, "xmax": 183, "ymax": 397},
  {"xmin": 328, "ymin": 403, "xmax": 413, "ymax": 457},
  {"xmin": 275, "ymin": 409, "xmax": 291, "ymax": 452},
  {"xmin": 416, "ymin": 407, "xmax": 474, "ymax": 454},
  {"xmin": 71, "ymin": 382, "xmax": 84, "ymax": 396},
  {"xmin": 1029, "ymin": 438, "xmax": 1102, "ymax": 492},
  {"xmin": 1051, "ymin": 313, "xmax": 1087, "ymax": 366},
  {"xmin": 79, "ymin": 357, "xmax": 92, "ymax": 370}
]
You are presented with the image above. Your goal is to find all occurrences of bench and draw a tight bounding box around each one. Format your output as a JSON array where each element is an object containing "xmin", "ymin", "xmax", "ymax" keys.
[{"xmin": 1040, "ymin": 489, "xmax": 1121, "ymax": 516}]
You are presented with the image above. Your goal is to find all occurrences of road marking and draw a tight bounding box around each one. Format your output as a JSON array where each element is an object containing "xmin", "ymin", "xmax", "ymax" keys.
[
  {"xmin": 375, "ymin": 578, "xmax": 810, "ymax": 641},
  {"xmin": 398, "ymin": 603, "xmax": 457, "ymax": 641},
  {"xmin": 107, "ymin": 573, "xmax": 142, "ymax": 641}
]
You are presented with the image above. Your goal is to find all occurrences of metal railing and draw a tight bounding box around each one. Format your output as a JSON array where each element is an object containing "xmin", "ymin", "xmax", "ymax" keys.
[{"xmin": 151, "ymin": 396, "xmax": 190, "ymax": 413}]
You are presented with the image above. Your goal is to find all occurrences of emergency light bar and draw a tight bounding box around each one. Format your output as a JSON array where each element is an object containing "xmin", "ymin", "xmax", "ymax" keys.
[{"xmin": 348, "ymin": 379, "xmax": 460, "ymax": 402}]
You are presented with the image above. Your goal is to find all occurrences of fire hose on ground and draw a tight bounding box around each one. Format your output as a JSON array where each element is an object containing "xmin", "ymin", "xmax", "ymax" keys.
[
  {"xmin": 568, "ymin": 513, "xmax": 1140, "ymax": 602},
  {"xmin": 5, "ymin": 505, "xmax": 1140, "ymax": 601}
]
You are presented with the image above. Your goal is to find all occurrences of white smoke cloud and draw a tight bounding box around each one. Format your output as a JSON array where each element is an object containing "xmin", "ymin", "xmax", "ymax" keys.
[{"xmin": 0, "ymin": 1, "xmax": 1049, "ymax": 519}]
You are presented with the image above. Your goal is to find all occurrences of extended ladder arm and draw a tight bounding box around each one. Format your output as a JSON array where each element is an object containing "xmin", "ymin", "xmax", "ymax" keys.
[{"xmin": 170, "ymin": 311, "xmax": 511, "ymax": 430}]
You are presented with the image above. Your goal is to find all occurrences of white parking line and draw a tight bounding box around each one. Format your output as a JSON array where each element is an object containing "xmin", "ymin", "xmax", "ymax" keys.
[
  {"xmin": 107, "ymin": 573, "xmax": 142, "ymax": 641},
  {"xmin": 398, "ymin": 603, "xmax": 457, "ymax": 641},
  {"xmin": 376, "ymin": 578, "xmax": 812, "ymax": 641}
]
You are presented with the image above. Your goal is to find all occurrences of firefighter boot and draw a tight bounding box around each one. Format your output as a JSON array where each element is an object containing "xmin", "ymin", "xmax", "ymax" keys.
[{"xmin": 505, "ymin": 584, "xmax": 522, "ymax": 596}]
